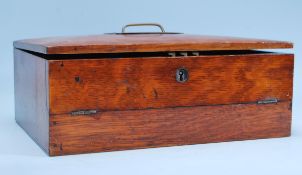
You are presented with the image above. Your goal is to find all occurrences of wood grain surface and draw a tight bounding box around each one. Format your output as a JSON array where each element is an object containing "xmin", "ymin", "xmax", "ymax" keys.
[
  {"xmin": 13, "ymin": 34, "xmax": 293, "ymax": 54},
  {"xmin": 14, "ymin": 49, "xmax": 49, "ymax": 153},
  {"xmin": 48, "ymin": 53, "xmax": 293, "ymax": 115},
  {"xmin": 49, "ymin": 101, "xmax": 292, "ymax": 156},
  {"xmin": 14, "ymin": 46, "xmax": 294, "ymax": 156}
]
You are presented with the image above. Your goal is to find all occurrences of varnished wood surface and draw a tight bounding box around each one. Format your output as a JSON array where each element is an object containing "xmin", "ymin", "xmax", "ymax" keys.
[
  {"xmin": 13, "ymin": 34, "xmax": 293, "ymax": 54},
  {"xmin": 49, "ymin": 101, "xmax": 292, "ymax": 156},
  {"xmin": 14, "ymin": 49, "xmax": 49, "ymax": 153},
  {"xmin": 13, "ymin": 48, "xmax": 294, "ymax": 156},
  {"xmin": 49, "ymin": 53, "xmax": 293, "ymax": 115}
]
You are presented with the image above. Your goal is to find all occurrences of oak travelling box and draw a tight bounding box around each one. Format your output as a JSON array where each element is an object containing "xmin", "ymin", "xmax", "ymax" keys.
[{"xmin": 14, "ymin": 24, "xmax": 294, "ymax": 156}]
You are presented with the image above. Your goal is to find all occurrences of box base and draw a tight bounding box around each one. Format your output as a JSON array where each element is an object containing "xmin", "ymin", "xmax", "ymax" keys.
[{"xmin": 49, "ymin": 101, "xmax": 291, "ymax": 156}]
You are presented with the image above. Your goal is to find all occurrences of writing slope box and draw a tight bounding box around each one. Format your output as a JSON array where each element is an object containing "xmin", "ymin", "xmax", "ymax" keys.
[{"xmin": 14, "ymin": 24, "xmax": 294, "ymax": 156}]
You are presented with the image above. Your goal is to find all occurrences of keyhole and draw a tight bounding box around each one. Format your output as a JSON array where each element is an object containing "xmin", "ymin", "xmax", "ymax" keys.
[
  {"xmin": 179, "ymin": 71, "xmax": 184, "ymax": 81},
  {"xmin": 176, "ymin": 68, "xmax": 188, "ymax": 83}
]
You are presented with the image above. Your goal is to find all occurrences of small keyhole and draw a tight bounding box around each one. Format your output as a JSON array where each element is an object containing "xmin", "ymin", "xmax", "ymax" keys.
[
  {"xmin": 179, "ymin": 71, "xmax": 184, "ymax": 81},
  {"xmin": 176, "ymin": 68, "xmax": 188, "ymax": 83}
]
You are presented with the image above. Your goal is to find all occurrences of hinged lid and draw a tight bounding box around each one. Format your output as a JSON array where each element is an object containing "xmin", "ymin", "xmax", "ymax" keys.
[{"xmin": 14, "ymin": 23, "xmax": 293, "ymax": 54}]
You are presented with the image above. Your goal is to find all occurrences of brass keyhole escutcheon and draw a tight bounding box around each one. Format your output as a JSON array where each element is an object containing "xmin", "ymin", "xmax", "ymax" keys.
[{"xmin": 176, "ymin": 68, "xmax": 188, "ymax": 83}]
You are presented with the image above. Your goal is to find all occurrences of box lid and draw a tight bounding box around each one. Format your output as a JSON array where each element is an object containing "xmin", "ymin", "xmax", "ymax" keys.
[{"xmin": 14, "ymin": 23, "xmax": 293, "ymax": 55}]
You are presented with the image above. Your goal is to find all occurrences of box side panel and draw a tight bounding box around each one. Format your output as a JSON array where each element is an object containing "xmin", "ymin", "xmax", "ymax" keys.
[
  {"xmin": 14, "ymin": 48, "xmax": 49, "ymax": 154},
  {"xmin": 48, "ymin": 54, "xmax": 293, "ymax": 114},
  {"xmin": 49, "ymin": 101, "xmax": 291, "ymax": 156}
]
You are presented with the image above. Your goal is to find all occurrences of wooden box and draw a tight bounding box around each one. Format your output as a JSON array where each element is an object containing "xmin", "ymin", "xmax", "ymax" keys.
[{"xmin": 14, "ymin": 24, "xmax": 294, "ymax": 156}]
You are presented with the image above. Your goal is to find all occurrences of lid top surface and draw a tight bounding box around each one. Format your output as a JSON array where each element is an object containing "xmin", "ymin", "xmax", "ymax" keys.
[{"xmin": 14, "ymin": 34, "xmax": 293, "ymax": 54}]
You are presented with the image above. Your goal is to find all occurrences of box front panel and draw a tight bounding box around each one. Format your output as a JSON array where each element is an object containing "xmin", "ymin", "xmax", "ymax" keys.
[
  {"xmin": 49, "ymin": 101, "xmax": 291, "ymax": 156},
  {"xmin": 48, "ymin": 54, "xmax": 293, "ymax": 115}
]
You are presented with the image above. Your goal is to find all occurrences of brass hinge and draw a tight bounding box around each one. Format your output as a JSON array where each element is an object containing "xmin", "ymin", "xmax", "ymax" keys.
[
  {"xmin": 257, "ymin": 98, "xmax": 278, "ymax": 104},
  {"xmin": 71, "ymin": 109, "xmax": 98, "ymax": 116}
]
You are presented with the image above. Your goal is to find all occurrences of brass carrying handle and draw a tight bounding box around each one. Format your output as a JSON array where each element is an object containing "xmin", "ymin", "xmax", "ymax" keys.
[{"xmin": 122, "ymin": 23, "xmax": 166, "ymax": 33}]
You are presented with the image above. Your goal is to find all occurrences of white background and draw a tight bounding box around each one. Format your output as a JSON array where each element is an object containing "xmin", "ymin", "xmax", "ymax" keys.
[{"xmin": 0, "ymin": 0, "xmax": 301, "ymax": 174}]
